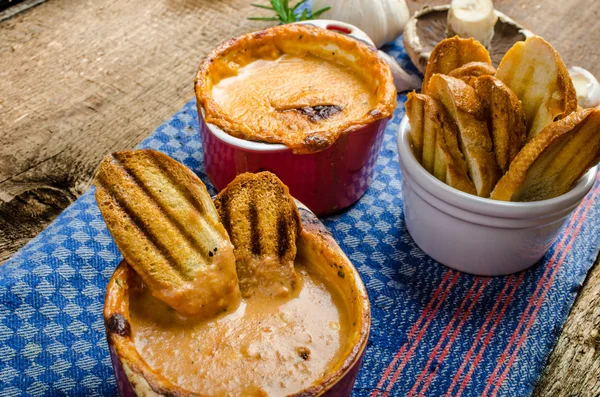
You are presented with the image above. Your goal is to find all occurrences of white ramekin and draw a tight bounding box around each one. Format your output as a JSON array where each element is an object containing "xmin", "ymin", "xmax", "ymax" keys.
[{"xmin": 397, "ymin": 116, "xmax": 598, "ymax": 276}]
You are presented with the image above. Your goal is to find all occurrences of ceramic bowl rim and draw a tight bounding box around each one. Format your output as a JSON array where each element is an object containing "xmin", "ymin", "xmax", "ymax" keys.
[{"xmin": 396, "ymin": 115, "xmax": 598, "ymax": 219}]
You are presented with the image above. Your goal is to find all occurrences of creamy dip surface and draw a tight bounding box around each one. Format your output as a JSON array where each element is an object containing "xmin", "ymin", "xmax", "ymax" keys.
[
  {"xmin": 211, "ymin": 54, "xmax": 376, "ymax": 139},
  {"xmin": 130, "ymin": 260, "xmax": 351, "ymax": 396}
]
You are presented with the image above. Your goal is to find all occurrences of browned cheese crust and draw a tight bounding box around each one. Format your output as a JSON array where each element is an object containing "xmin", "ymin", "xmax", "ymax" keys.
[
  {"xmin": 474, "ymin": 75, "xmax": 527, "ymax": 173},
  {"xmin": 422, "ymin": 36, "xmax": 492, "ymax": 94},
  {"xmin": 428, "ymin": 74, "xmax": 501, "ymax": 197},
  {"xmin": 496, "ymin": 35, "xmax": 577, "ymax": 141},
  {"xmin": 406, "ymin": 91, "xmax": 476, "ymax": 195},
  {"xmin": 214, "ymin": 172, "xmax": 301, "ymax": 299},
  {"xmin": 491, "ymin": 109, "xmax": 600, "ymax": 201},
  {"xmin": 195, "ymin": 24, "xmax": 397, "ymax": 154},
  {"xmin": 95, "ymin": 149, "xmax": 240, "ymax": 317}
]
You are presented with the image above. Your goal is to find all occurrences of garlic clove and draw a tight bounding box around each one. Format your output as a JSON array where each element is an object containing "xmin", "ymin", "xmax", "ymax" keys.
[
  {"xmin": 311, "ymin": 0, "xmax": 410, "ymax": 48},
  {"xmin": 568, "ymin": 66, "xmax": 600, "ymax": 109},
  {"xmin": 378, "ymin": 51, "xmax": 422, "ymax": 93},
  {"xmin": 447, "ymin": 0, "xmax": 498, "ymax": 48}
]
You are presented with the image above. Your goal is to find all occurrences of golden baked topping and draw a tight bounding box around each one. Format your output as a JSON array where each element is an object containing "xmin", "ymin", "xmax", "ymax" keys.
[
  {"xmin": 422, "ymin": 36, "xmax": 492, "ymax": 94},
  {"xmin": 95, "ymin": 150, "xmax": 240, "ymax": 317},
  {"xmin": 195, "ymin": 24, "xmax": 397, "ymax": 154},
  {"xmin": 496, "ymin": 36, "xmax": 577, "ymax": 141},
  {"xmin": 491, "ymin": 109, "xmax": 600, "ymax": 201},
  {"xmin": 129, "ymin": 253, "xmax": 351, "ymax": 396},
  {"xmin": 214, "ymin": 172, "xmax": 301, "ymax": 299}
]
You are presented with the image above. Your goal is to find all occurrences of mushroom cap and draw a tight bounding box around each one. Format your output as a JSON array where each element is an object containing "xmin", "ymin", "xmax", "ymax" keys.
[{"xmin": 403, "ymin": 4, "xmax": 533, "ymax": 74}]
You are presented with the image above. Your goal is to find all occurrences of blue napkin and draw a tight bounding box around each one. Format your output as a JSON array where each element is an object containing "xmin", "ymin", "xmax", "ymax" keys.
[{"xmin": 1, "ymin": 35, "xmax": 598, "ymax": 397}]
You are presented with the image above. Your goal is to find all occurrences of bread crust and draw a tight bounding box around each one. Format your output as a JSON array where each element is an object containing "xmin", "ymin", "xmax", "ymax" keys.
[
  {"xmin": 95, "ymin": 150, "xmax": 240, "ymax": 317},
  {"xmin": 491, "ymin": 109, "xmax": 600, "ymax": 201},
  {"xmin": 428, "ymin": 74, "xmax": 500, "ymax": 197},
  {"xmin": 406, "ymin": 92, "xmax": 476, "ymax": 195},
  {"xmin": 448, "ymin": 61, "xmax": 497, "ymax": 87},
  {"xmin": 496, "ymin": 35, "xmax": 577, "ymax": 141},
  {"xmin": 214, "ymin": 172, "xmax": 301, "ymax": 299},
  {"xmin": 474, "ymin": 75, "xmax": 527, "ymax": 173},
  {"xmin": 422, "ymin": 36, "xmax": 492, "ymax": 94}
]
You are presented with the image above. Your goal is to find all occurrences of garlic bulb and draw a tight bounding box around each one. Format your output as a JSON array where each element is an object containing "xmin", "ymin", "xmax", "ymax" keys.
[
  {"xmin": 569, "ymin": 66, "xmax": 600, "ymax": 109},
  {"xmin": 378, "ymin": 51, "xmax": 422, "ymax": 92},
  {"xmin": 447, "ymin": 0, "xmax": 497, "ymax": 48},
  {"xmin": 311, "ymin": 0, "xmax": 410, "ymax": 48}
]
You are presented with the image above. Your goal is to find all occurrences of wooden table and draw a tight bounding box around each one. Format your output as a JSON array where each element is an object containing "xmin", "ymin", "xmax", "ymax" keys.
[{"xmin": 1, "ymin": 0, "xmax": 598, "ymax": 395}]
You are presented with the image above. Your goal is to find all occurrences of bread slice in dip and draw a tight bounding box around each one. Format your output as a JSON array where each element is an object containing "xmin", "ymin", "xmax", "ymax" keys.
[
  {"xmin": 214, "ymin": 172, "xmax": 301, "ymax": 299},
  {"xmin": 95, "ymin": 149, "xmax": 240, "ymax": 317}
]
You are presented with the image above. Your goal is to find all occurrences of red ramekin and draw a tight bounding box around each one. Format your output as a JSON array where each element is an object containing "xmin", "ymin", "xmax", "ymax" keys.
[
  {"xmin": 105, "ymin": 202, "xmax": 371, "ymax": 396},
  {"xmin": 196, "ymin": 21, "xmax": 395, "ymax": 216}
]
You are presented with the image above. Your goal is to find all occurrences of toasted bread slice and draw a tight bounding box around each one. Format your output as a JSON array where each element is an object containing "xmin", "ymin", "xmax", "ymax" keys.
[
  {"xmin": 214, "ymin": 172, "xmax": 301, "ymax": 299},
  {"xmin": 422, "ymin": 36, "xmax": 492, "ymax": 93},
  {"xmin": 491, "ymin": 109, "xmax": 600, "ymax": 201},
  {"xmin": 95, "ymin": 150, "xmax": 240, "ymax": 316},
  {"xmin": 406, "ymin": 91, "xmax": 425, "ymax": 164},
  {"xmin": 496, "ymin": 36, "xmax": 577, "ymax": 141},
  {"xmin": 406, "ymin": 92, "xmax": 476, "ymax": 195},
  {"xmin": 448, "ymin": 61, "xmax": 497, "ymax": 87},
  {"xmin": 474, "ymin": 75, "xmax": 527, "ymax": 173},
  {"xmin": 428, "ymin": 74, "xmax": 501, "ymax": 197}
]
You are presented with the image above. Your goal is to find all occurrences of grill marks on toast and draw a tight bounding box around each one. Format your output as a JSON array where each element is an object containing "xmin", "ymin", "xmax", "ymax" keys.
[
  {"xmin": 491, "ymin": 109, "xmax": 600, "ymax": 201},
  {"xmin": 111, "ymin": 152, "xmax": 214, "ymax": 265},
  {"xmin": 95, "ymin": 169, "xmax": 186, "ymax": 279},
  {"xmin": 95, "ymin": 150, "xmax": 240, "ymax": 316},
  {"xmin": 215, "ymin": 172, "xmax": 300, "ymax": 299}
]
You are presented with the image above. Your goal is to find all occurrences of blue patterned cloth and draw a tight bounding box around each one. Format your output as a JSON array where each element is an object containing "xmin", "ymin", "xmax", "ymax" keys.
[{"xmin": 1, "ymin": 35, "xmax": 599, "ymax": 397}]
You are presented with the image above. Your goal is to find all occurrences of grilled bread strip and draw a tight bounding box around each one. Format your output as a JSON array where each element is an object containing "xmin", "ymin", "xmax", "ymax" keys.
[
  {"xmin": 496, "ymin": 36, "xmax": 577, "ymax": 141},
  {"xmin": 422, "ymin": 36, "xmax": 492, "ymax": 94},
  {"xmin": 448, "ymin": 61, "xmax": 497, "ymax": 87},
  {"xmin": 428, "ymin": 74, "xmax": 501, "ymax": 197},
  {"xmin": 406, "ymin": 92, "xmax": 476, "ymax": 195},
  {"xmin": 95, "ymin": 150, "xmax": 240, "ymax": 317},
  {"xmin": 491, "ymin": 109, "xmax": 600, "ymax": 201},
  {"xmin": 474, "ymin": 75, "xmax": 527, "ymax": 173},
  {"xmin": 214, "ymin": 172, "xmax": 301, "ymax": 299}
]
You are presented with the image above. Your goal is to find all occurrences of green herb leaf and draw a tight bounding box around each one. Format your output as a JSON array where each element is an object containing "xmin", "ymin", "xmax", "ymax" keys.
[
  {"xmin": 310, "ymin": 6, "xmax": 331, "ymax": 18},
  {"xmin": 249, "ymin": 0, "xmax": 330, "ymax": 24}
]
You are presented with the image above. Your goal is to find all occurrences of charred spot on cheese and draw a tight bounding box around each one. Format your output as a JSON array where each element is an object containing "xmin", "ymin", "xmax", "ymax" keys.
[
  {"xmin": 107, "ymin": 313, "xmax": 131, "ymax": 337},
  {"xmin": 295, "ymin": 105, "xmax": 343, "ymax": 122},
  {"xmin": 297, "ymin": 346, "xmax": 311, "ymax": 360}
]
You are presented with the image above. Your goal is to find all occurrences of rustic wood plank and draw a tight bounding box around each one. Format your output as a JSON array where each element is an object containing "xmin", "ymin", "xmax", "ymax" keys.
[
  {"xmin": 0, "ymin": 0, "xmax": 270, "ymax": 263},
  {"xmin": 533, "ymin": 257, "xmax": 600, "ymax": 397},
  {"xmin": 0, "ymin": 0, "xmax": 599, "ymax": 395}
]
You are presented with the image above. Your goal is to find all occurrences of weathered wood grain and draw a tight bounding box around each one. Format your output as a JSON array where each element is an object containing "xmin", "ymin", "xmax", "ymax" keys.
[{"xmin": 0, "ymin": 0, "xmax": 599, "ymax": 395}]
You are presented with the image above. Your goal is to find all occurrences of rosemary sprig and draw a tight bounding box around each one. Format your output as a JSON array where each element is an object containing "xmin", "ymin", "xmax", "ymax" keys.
[{"xmin": 248, "ymin": 0, "xmax": 331, "ymax": 23}]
